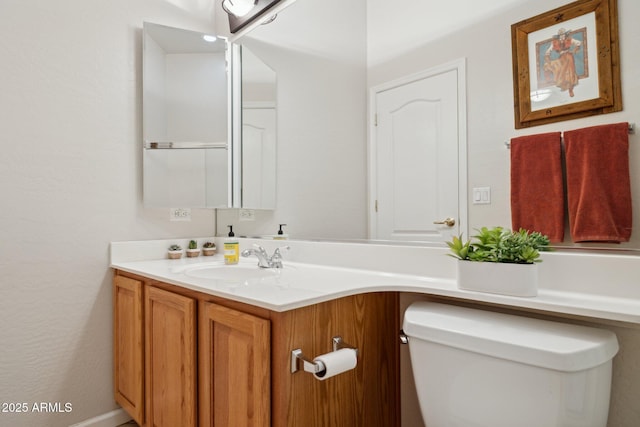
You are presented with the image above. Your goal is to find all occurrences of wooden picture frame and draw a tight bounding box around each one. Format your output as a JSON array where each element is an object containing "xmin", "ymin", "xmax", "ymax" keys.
[{"xmin": 511, "ymin": 0, "xmax": 621, "ymax": 129}]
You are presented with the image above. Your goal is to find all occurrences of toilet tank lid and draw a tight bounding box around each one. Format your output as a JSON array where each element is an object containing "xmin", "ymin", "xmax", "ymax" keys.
[{"xmin": 403, "ymin": 302, "xmax": 619, "ymax": 372}]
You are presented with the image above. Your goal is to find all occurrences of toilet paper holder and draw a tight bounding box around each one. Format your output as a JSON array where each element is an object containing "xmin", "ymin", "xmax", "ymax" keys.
[{"xmin": 291, "ymin": 336, "xmax": 358, "ymax": 374}]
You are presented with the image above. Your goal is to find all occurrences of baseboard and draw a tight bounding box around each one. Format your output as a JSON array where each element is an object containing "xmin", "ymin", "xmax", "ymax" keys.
[{"xmin": 69, "ymin": 408, "xmax": 132, "ymax": 427}]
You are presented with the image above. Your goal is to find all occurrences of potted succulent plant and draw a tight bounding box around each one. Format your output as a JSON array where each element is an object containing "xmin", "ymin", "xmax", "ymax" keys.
[
  {"xmin": 202, "ymin": 241, "xmax": 216, "ymax": 256},
  {"xmin": 447, "ymin": 227, "xmax": 550, "ymax": 297},
  {"xmin": 186, "ymin": 240, "xmax": 200, "ymax": 258},
  {"xmin": 167, "ymin": 244, "xmax": 183, "ymax": 259}
]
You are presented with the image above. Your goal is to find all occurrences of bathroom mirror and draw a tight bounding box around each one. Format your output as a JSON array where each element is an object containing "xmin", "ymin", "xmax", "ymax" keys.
[
  {"xmin": 142, "ymin": 22, "xmax": 277, "ymax": 210},
  {"xmin": 240, "ymin": 46, "xmax": 277, "ymax": 209},
  {"xmin": 142, "ymin": 22, "xmax": 231, "ymax": 208},
  {"xmin": 219, "ymin": 0, "xmax": 369, "ymax": 239},
  {"xmin": 226, "ymin": 0, "xmax": 640, "ymax": 252}
]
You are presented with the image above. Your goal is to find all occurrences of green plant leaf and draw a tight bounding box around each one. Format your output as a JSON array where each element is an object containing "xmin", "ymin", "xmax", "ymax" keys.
[
  {"xmin": 446, "ymin": 227, "xmax": 550, "ymax": 264},
  {"xmin": 446, "ymin": 234, "xmax": 471, "ymax": 260}
]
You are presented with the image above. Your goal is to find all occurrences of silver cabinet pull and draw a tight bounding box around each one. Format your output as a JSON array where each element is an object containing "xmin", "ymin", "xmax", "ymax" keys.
[{"xmin": 433, "ymin": 217, "xmax": 456, "ymax": 227}]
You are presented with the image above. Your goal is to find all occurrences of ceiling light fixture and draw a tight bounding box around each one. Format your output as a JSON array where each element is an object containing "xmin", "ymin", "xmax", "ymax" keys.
[
  {"xmin": 221, "ymin": 0, "xmax": 258, "ymax": 18},
  {"xmin": 202, "ymin": 34, "xmax": 217, "ymax": 42}
]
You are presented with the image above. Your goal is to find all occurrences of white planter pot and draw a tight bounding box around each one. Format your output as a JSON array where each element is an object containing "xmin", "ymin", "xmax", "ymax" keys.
[
  {"xmin": 202, "ymin": 247, "xmax": 216, "ymax": 256},
  {"xmin": 186, "ymin": 249, "xmax": 200, "ymax": 258},
  {"xmin": 457, "ymin": 260, "xmax": 538, "ymax": 297},
  {"xmin": 167, "ymin": 250, "xmax": 183, "ymax": 259}
]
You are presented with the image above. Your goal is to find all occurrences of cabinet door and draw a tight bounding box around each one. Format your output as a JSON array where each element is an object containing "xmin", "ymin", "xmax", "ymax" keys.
[
  {"xmin": 199, "ymin": 302, "xmax": 270, "ymax": 427},
  {"xmin": 113, "ymin": 275, "xmax": 145, "ymax": 425},
  {"xmin": 146, "ymin": 286, "xmax": 197, "ymax": 427},
  {"xmin": 270, "ymin": 293, "xmax": 400, "ymax": 427}
]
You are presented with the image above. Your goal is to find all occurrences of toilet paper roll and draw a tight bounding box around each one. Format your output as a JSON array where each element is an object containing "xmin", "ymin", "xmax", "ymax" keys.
[{"xmin": 312, "ymin": 348, "xmax": 358, "ymax": 381}]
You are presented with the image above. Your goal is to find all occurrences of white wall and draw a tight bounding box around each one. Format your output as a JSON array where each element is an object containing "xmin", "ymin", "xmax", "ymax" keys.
[
  {"xmin": 0, "ymin": 1, "xmax": 218, "ymax": 426},
  {"xmin": 368, "ymin": 0, "xmax": 640, "ymax": 249}
]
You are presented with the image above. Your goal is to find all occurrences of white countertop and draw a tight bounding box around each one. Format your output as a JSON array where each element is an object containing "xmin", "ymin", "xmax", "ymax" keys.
[
  {"xmin": 110, "ymin": 238, "xmax": 640, "ymax": 324},
  {"xmin": 112, "ymin": 255, "xmax": 447, "ymax": 311}
]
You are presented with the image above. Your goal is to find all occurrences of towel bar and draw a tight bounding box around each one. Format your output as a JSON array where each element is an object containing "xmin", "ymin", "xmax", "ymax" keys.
[
  {"xmin": 143, "ymin": 141, "xmax": 228, "ymax": 149},
  {"xmin": 505, "ymin": 122, "xmax": 635, "ymax": 148}
]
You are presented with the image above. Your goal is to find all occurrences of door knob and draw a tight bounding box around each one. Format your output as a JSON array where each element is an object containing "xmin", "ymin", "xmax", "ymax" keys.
[{"xmin": 433, "ymin": 217, "xmax": 456, "ymax": 227}]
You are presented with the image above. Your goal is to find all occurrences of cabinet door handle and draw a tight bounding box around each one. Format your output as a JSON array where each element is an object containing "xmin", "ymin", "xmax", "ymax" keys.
[{"xmin": 433, "ymin": 217, "xmax": 456, "ymax": 227}]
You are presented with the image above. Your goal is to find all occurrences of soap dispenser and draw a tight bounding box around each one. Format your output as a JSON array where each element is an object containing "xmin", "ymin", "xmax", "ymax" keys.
[
  {"xmin": 274, "ymin": 224, "xmax": 288, "ymax": 240},
  {"xmin": 224, "ymin": 225, "xmax": 239, "ymax": 265}
]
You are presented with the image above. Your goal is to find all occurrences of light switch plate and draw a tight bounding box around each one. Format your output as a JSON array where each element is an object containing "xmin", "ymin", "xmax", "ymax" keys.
[{"xmin": 472, "ymin": 187, "xmax": 491, "ymax": 205}]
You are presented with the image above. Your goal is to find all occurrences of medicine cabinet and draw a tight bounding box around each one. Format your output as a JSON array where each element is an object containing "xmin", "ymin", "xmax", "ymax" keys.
[{"xmin": 142, "ymin": 22, "xmax": 277, "ymax": 210}]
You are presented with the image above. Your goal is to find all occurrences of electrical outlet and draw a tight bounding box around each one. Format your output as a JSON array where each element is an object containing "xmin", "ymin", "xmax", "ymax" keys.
[
  {"xmin": 239, "ymin": 209, "xmax": 256, "ymax": 221},
  {"xmin": 169, "ymin": 208, "xmax": 192, "ymax": 221}
]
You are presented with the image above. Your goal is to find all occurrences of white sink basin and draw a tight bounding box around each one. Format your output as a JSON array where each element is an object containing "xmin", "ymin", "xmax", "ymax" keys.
[
  {"xmin": 174, "ymin": 261, "xmax": 412, "ymax": 296},
  {"xmin": 183, "ymin": 263, "xmax": 285, "ymax": 282}
]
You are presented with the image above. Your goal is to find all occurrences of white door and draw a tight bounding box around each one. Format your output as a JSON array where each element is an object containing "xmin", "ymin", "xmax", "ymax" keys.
[
  {"xmin": 369, "ymin": 59, "xmax": 467, "ymax": 242},
  {"xmin": 242, "ymin": 106, "xmax": 277, "ymax": 209}
]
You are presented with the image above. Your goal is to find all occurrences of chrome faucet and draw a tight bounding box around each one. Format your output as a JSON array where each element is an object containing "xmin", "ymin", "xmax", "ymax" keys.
[
  {"xmin": 241, "ymin": 244, "xmax": 290, "ymax": 268},
  {"xmin": 269, "ymin": 246, "xmax": 289, "ymax": 269}
]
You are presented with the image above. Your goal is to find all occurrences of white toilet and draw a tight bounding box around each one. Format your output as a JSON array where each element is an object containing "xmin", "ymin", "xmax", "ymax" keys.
[{"xmin": 403, "ymin": 301, "xmax": 619, "ymax": 427}]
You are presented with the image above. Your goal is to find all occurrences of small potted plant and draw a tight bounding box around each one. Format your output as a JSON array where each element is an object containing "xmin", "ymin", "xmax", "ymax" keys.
[
  {"xmin": 447, "ymin": 227, "xmax": 550, "ymax": 297},
  {"xmin": 202, "ymin": 241, "xmax": 216, "ymax": 256},
  {"xmin": 186, "ymin": 240, "xmax": 200, "ymax": 258},
  {"xmin": 167, "ymin": 244, "xmax": 183, "ymax": 259}
]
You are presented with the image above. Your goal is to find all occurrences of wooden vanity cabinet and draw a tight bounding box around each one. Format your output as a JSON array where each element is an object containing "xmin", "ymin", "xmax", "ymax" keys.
[
  {"xmin": 113, "ymin": 274, "xmax": 200, "ymax": 427},
  {"xmin": 113, "ymin": 272, "xmax": 272, "ymax": 427},
  {"xmin": 113, "ymin": 270, "xmax": 400, "ymax": 427},
  {"xmin": 270, "ymin": 292, "xmax": 400, "ymax": 427},
  {"xmin": 199, "ymin": 302, "xmax": 271, "ymax": 427},
  {"xmin": 113, "ymin": 274, "xmax": 144, "ymax": 426},
  {"xmin": 145, "ymin": 285, "xmax": 197, "ymax": 427}
]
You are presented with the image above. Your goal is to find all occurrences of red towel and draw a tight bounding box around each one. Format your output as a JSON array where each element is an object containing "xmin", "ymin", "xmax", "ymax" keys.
[
  {"xmin": 564, "ymin": 122, "xmax": 632, "ymax": 242},
  {"xmin": 510, "ymin": 132, "xmax": 564, "ymax": 242}
]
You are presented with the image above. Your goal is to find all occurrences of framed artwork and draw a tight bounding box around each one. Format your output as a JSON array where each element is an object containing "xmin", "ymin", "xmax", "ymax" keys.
[{"xmin": 511, "ymin": 0, "xmax": 621, "ymax": 129}]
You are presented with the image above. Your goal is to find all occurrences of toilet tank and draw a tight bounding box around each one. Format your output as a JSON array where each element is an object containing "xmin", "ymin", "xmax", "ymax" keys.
[{"xmin": 403, "ymin": 302, "xmax": 619, "ymax": 427}]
